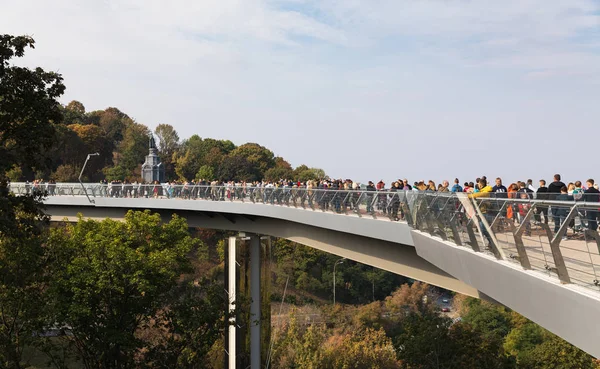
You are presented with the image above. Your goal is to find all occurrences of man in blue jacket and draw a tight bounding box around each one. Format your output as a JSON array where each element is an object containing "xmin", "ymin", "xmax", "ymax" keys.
[
  {"xmin": 492, "ymin": 177, "xmax": 508, "ymax": 198},
  {"xmin": 451, "ymin": 178, "xmax": 463, "ymax": 193}
]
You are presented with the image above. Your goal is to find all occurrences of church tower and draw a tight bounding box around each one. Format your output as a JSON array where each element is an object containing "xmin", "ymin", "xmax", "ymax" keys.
[{"xmin": 141, "ymin": 134, "xmax": 165, "ymax": 183}]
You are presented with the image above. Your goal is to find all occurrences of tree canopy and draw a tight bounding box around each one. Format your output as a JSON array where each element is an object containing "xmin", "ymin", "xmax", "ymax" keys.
[
  {"xmin": 46, "ymin": 211, "xmax": 206, "ymax": 369},
  {"xmin": 0, "ymin": 34, "xmax": 65, "ymax": 177}
]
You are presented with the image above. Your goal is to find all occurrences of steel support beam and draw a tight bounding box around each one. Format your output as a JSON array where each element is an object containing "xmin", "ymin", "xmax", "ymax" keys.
[
  {"xmin": 584, "ymin": 229, "xmax": 600, "ymax": 255},
  {"xmin": 448, "ymin": 215, "xmax": 463, "ymax": 246},
  {"xmin": 511, "ymin": 204, "xmax": 534, "ymax": 270},
  {"xmin": 538, "ymin": 223, "xmax": 554, "ymax": 244},
  {"xmin": 549, "ymin": 206, "xmax": 577, "ymax": 284},
  {"xmin": 466, "ymin": 221, "xmax": 481, "ymax": 252},
  {"xmin": 472, "ymin": 198, "xmax": 505, "ymax": 260}
]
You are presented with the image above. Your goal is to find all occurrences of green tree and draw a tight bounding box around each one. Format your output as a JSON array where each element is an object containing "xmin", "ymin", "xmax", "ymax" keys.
[
  {"xmin": 53, "ymin": 164, "xmax": 81, "ymax": 182},
  {"xmin": 461, "ymin": 299, "xmax": 512, "ymax": 339},
  {"xmin": 46, "ymin": 210, "xmax": 198, "ymax": 369},
  {"xmin": 271, "ymin": 315, "xmax": 326, "ymax": 369},
  {"xmin": 0, "ymin": 193, "xmax": 51, "ymax": 369},
  {"xmin": 353, "ymin": 301, "xmax": 385, "ymax": 331},
  {"xmin": 196, "ymin": 165, "xmax": 215, "ymax": 181},
  {"xmin": 154, "ymin": 124, "xmax": 179, "ymax": 180},
  {"xmin": 42, "ymin": 124, "xmax": 86, "ymax": 179},
  {"xmin": 174, "ymin": 136, "xmax": 234, "ymax": 181},
  {"xmin": 292, "ymin": 164, "xmax": 310, "ymax": 178},
  {"xmin": 143, "ymin": 278, "xmax": 226, "ymax": 369},
  {"xmin": 446, "ymin": 322, "xmax": 514, "ymax": 369},
  {"xmin": 0, "ymin": 34, "xmax": 64, "ymax": 369},
  {"xmin": 503, "ymin": 322, "xmax": 545, "ymax": 361},
  {"xmin": 264, "ymin": 157, "xmax": 294, "ymax": 181},
  {"xmin": 97, "ymin": 107, "xmax": 131, "ymax": 143},
  {"xmin": 295, "ymin": 166, "xmax": 327, "ymax": 182},
  {"xmin": 0, "ymin": 34, "xmax": 65, "ymax": 176},
  {"xmin": 392, "ymin": 313, "xmax": 513, "ymax": 369},
  {"xmin": 110, "ymin": 122, "xmax": 150, "ymax": 180},
  {"xmin": 5, "ymin": 166, "xmax": 23, "ymax": 182},
  {"xmin": 519, "ymin": 334, "xmax": 596, "ymax": 369},
  {"xmin": 393, "ymin": 310, "xmax": 453, "ymax": 368},
  {"xmin": 216, "ymin": 154, "xmax": 260, "ymax": 182},
  {"xmin": 68, "ymin": 123, "xmax": 112, "ymax": 179},
  {"xmin": 62, "ymin": 100, "xmax": 86, "ymax": 125},
  {"xmin": 230, "ymin": 143, "xmax": 275, "ymax": 179}
]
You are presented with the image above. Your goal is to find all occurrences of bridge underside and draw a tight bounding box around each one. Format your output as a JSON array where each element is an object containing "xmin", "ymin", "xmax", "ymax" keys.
[
  {"xmin": 45, "ymin": 205, "xmax": 480, "ymax": 298},
  {"xmin": 20, "ymin": 188, "xmax": 600, "ymax": 358},
  {"xmin": 40, "ymin": 203, "xmax": 600, "ymax": 358},
  {"xmin": 412, "ymin": 230, "xmax": 600, "ymax": 358}
]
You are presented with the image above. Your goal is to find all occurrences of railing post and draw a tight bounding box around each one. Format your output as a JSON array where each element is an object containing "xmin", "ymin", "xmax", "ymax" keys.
[
  {"xmin": 549, "ymin": 205, "xmax": 577, "ymax": 284},
  {"xmin": 584, "ymin": 229, "xmax": 600, "ymax": 255},
  {"xmin": 538, "ymin": 223, "xmax": 554, "ymax": 244},
  {"xmin": 511, "ymin": 204, "xmax": 534, "ymax": 270},
  {"xmin": 402, "ymin": 200, "xmax": 413, "ymax": 226},
  {"xmin": 369, "ymin": 193, "xmax": 378, "ymax": 218},
  {"xmin": 471, "ymin": 198, "xmax": 505, "ymax": 260},
  {"xmin": 447, "ymin": 207, "xmax": 463, "ymax": 246},
  {"xmin": 354, "ymin": 192, "xmax": 364, "ymax": 217},
  {"xmin": 465, "ymin": 220, "xmax": 481, "ymax": 252}
]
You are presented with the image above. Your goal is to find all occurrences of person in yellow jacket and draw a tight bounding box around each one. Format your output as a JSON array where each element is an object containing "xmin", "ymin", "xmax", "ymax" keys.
[
  {"xmin": 468, "ymin": 179, "xmax": 494, "ymax": 245},
  {"xmin": 469, "ymin": 179, "xmax": 493, "ymax": 197},
  {"xmin": 469, "ymin": 179, "xmax": 494, "ymax": 210}
]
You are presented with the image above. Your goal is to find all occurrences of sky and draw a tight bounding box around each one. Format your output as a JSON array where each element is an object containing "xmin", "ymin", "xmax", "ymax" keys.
[{"xmin": 2, "ymin": 0, "xmax": 600, "ymax": 185}]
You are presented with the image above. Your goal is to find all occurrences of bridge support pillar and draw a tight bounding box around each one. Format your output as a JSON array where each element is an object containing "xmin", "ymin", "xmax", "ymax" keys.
[
  {"xmin": 227, "ymin": 236, "xmax": 237, "ymax": 369},
  {"xmin": 226, "ymin": 233, "xmax": 271, "ymax": 369},
  {"xmin": 250, "ymin": 234, "xmax": 261, "ymax": 369}
]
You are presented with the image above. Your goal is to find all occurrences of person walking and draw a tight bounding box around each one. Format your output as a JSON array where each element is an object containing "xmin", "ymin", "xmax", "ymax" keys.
[
  {"xmin": 468, "ymin": 179, "xmax": 495, "ymax": 245},
  {"xmin": 585, "ymin": 179, "xmax": 599, "ymax": 231},
  {"xmin": 555, "ymin": 186, "xmax": 572, "ymax": 237},
  {"xmin": 366, "ymin": 181, "xmax": 376, "ymax": 213},
  {"xmin": 451, "ymin": 178, "xmax": 463, "ymax": 193},
  {"xmin": 535, "ymin": 180, "xmax": 549, "ymax": 224},
  {"xmin": 548, "ymin": 174, "xmax": 566, "ymax": 230}
]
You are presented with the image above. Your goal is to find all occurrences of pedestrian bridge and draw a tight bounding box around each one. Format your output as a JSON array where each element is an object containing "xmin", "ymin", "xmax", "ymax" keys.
[{"xmin": 9, "ymin": 182, "xmax": 600, "ymax": 358}]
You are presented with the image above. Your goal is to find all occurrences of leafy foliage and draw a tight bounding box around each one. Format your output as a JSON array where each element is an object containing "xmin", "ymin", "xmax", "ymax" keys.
[
  {"xmin": 46, "ymin": 211, "xmax": 199, "ymax": 369},
  {"xmin": 518, "ymin": 335, "xmax": 597, "ymax": 369},
  {"xmin": 0, "ymin": 191, "xmax": 50, "ymax": 368},
  {"xmin": 461, "ymin": 299, "xmax": 512, "ymax": 339},
  {"xmin": 154, "ymin": 124, "xmax": 179, "ymax": 180},
  {"xmin": 271, "ymin": 239, "xmax": 407, "ymax": 305},
  {"xmin": 0, "ymin": 33, "xmax": 63, "ymax": 369},
  {"xmin": 142, "ymin": 278, "xmax": 226, "ymax": 369},
  {"xmin": 0, "ymin": 34, "xmax": 65, "ymax": 176}
]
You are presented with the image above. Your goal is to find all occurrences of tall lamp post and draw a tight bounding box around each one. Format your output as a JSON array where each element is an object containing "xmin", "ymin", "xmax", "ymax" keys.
[
  {"xmin": 79, "ymin": 153, "xmax": 99, "ymax": 203},
  {"xmin": 333, "ymin": 257, "xmax": 346, "ymax": 306}
]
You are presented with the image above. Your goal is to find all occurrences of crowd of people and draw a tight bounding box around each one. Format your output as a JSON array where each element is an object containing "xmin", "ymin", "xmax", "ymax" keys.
[{"xmin": 14, "ymin": 174, "xmax": 600, "ymax": 235}]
